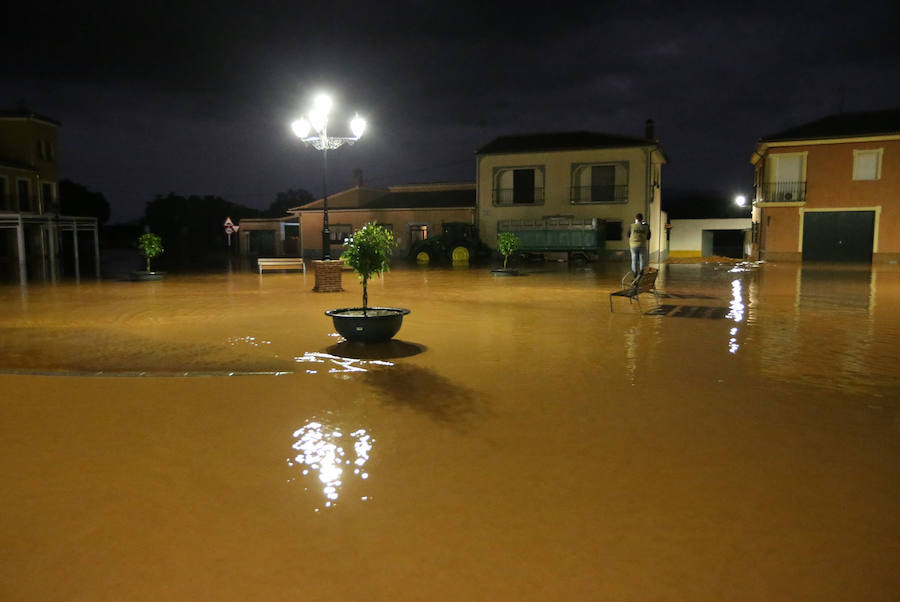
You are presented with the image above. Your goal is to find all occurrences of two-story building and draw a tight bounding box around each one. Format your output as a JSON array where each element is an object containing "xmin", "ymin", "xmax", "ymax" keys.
[
  {"xmin": 0, "ymin": 108, "xmax": 100, "ymax": 282},
  {"xmin": 475, "ymin": 123, "xmax": 668, "ymax": 263},
  {"xmin": 751, "ymin": 109, "xmax": 900, "ymax": 263}
]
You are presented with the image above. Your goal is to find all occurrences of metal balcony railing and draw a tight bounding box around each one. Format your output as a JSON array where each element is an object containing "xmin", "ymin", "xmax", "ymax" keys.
[
  {"xmin": 493, "ymin": 187, "xmax": 545, "ymax": 205},
  {"xmin": 760, "ymin": 181, "xmax": 807, "ymax": 202},
  {"xmin": 570, "ymin": 185, "xmax": 628, "ymax": 204}
]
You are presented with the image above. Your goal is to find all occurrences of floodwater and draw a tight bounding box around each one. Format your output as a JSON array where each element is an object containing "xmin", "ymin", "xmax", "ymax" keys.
[{"xmin": 1, "ymin": 261, "xmax": 898, "ymax": 601}]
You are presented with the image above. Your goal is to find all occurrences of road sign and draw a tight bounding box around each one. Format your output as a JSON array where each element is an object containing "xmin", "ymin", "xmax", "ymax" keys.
[{"xmin": 224, "ymin": 216, "xmax": 234, "ymax": 227}]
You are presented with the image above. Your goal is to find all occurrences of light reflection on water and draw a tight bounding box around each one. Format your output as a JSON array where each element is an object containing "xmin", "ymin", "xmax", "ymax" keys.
[
  {"xmin": 727, "ymin": 278, "xmax": 745, "ymax": 354},
  {"xmin": 294, "ymin": 351, "xmax": 394, "ymax": 374},
  {"xmin": 288, "ymin": 420, "xmax": 374, "ymax": 511}
]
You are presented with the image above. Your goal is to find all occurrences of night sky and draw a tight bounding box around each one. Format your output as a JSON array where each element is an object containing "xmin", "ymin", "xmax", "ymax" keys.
[{"xmin": 4, "ymin": 1, "xmax": 899, "ymax": 223}]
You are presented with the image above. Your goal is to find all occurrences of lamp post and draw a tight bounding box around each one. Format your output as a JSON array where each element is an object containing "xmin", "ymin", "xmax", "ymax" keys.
[{"xmin": 291, "ymin": 93, "xmax": 366, "ymax": 260}]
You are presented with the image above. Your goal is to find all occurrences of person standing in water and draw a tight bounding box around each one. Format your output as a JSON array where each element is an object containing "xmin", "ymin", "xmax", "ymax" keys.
[{"xmin": 627, "ymin": 213, "xmax": 651, "ymax": 278}]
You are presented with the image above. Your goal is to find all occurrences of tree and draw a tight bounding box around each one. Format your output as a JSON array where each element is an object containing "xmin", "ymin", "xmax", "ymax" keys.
[
  {"xmin": 59, "ymin": 180, "xmax": 110, "ymax": 225},
  {"xmin": 341, "ymin": 222, "xmax": 397, "ymax": 314},
  {"xmin": 265, "ymin": 188, "xmax": 314, "ymax": 217},
  {"xmin": 142, "ymin": 193, "xmax": 260, "ymax": 262},
  {"xmin": 136, "ymin": 233, "xmax": 164, "ymax": 272},
  {"xmin": 497, "ymin": 232, "xmax": 520, "ymax": 269}
]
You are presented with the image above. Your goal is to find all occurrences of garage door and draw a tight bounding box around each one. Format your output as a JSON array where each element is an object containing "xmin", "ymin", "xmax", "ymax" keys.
[{"xmin": 802, "ymin": 211, "xmax": 874, "ymax": 262}]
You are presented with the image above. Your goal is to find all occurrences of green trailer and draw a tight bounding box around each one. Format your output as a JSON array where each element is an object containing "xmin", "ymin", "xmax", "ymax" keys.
[{"xmin": 498, "ymin": 216, "xmax": 605, "ymax": 261}]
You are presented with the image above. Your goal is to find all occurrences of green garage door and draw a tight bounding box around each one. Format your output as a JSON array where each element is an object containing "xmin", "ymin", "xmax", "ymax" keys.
[{"xmin": 802, "ymin": 211, "xmax": 874, "ymax": 262}]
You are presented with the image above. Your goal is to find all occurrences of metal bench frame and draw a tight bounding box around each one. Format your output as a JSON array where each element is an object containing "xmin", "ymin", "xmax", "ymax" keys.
[{"xmin": 609, "ymin": 267, "xmax": 661, "ymax": 312}]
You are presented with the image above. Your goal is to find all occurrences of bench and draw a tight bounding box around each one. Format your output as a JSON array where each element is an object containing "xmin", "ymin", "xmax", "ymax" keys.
[
  {"xmin": 257, "ymin": 257, "xmax": 306, "ymax": 274},
  {"xmin": 609, "ymin": 267, "xmax": 661, "ymax": 312}
]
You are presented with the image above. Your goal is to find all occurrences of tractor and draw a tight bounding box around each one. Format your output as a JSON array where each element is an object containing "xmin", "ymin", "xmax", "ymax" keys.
[{"xmin": 409, "ymin": 222, "xmax": 490, "ymax": 265}]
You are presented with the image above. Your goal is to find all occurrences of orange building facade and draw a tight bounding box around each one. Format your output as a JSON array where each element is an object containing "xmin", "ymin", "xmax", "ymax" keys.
[{"xmin": 751, "ymin": 110, "xmax": 900, "ymax": 263}]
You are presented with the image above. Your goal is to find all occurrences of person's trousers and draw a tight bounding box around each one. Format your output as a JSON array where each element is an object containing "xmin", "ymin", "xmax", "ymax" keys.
[{"xmin": 630, "ymin": 246, "xmax": 649, "ymax": 275}]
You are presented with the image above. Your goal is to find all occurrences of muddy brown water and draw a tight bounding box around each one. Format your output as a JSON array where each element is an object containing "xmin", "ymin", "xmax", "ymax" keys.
[{"xmin": 1, "ymin": 262, "xmax": 898, "ymax": 601}]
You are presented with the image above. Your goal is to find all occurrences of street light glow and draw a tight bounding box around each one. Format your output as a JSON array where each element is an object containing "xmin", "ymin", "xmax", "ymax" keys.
[
  {"xmin": 350, "ymin": 114, "xmax": 367, "ymax": 139},
  {"xmin": 291, "ymin": 118, "xmax": 311, "ymax": 139},
  {"xmin": 291, "ymin": 93, "xmax": 367, "ymax": 260},
  {"xmin": 313, "ymin": 93, "xmax": 333, "ymax": 114},
  {"xmin": 735, "ymin": 195, "xmax": 747, "ymax": 207}
]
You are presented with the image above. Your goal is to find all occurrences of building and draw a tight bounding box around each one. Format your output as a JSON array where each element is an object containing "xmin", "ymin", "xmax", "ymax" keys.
[
  {"xmin": 0, "ymin": 108, "xmax": 99, "ymax": 282},
  {"xmin": 475, "ymin": 122, "xmax": 668, "ymax": 262},
  {"xmin": 750, "ymin": 109, "xmax": 900, "ymax": 263},
  {"xmin": 665, "ymin": 191, "xmax": 752, "ymax": 259},
  {"xmin": 238, "ymin": 176, "xmax": 475, "ymax": 259}
]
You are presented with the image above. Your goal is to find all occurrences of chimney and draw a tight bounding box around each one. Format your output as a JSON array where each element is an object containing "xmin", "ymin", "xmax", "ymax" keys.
[
  {"xmin": 352, "ymin": 168, "xmax": 364, "ymax": 187},
  {"xmin": 644, "ymin": 119, "xmax": 656, "ymax": 141}
]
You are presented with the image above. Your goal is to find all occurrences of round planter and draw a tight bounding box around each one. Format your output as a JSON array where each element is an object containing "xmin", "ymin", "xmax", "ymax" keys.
[
  {"xmin": 130, "ymin": 270, "xmax": 166, "ymax": 281},
  {"xmin": 325, "ymin": 307, "xmax": 410, "ymax": 343},
  {"xmin": 491, "ymin": 268, "xmax": 520, "ymax": 276}
]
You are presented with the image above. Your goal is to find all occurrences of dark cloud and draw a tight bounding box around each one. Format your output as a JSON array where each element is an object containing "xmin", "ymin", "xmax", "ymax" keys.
[{"xmin": 3, "ymin": 1, "xmax": 898, "ymax": 221}]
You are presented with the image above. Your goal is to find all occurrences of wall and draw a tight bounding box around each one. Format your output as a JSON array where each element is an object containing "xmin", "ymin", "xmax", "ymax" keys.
[
  {"xmin": 0, "ymin": 116, "xmax": 60, "ymax": 214},
  {"xmin": 669, "ymin": 218, "xmax": 752, "ymax": 257},
  {"xmin": 756, "ymin": 137, "xmax": 900, "ymax": 261},
  {"xmin": 298, "ymin": 207, "xmax": 475, "ymax": 258},
  {"xmin": 476, "ymin": 146, "xmax": 661, "ymax": 252}
]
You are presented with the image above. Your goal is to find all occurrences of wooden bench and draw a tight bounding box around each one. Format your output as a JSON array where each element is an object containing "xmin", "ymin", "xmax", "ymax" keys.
[
  {"xmin": 257, "ymin": 257, "xmax": 306, "ymax": 274},
  {"xmin": 609, "ymin": 267, "xmax": 661, "ymax": 312}
]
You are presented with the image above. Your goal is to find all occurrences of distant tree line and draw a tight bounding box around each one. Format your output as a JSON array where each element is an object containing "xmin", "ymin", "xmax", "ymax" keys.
[{"xmin": 59, "ymin": 179, "xmax": 314, "ymax": 266}]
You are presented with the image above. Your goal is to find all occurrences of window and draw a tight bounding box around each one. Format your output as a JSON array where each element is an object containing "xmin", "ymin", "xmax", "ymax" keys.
[
  {"xmin": 853, "ymin": 149, "xmax": 882, "ymax": 180},
  {"xmin": 571, "ymin": 162, "xmax": 628, "ymax": 203},
  {"xmin": 329, "ymin": 224, "xmax": 353, "ymax": 244},
  {"xmin": 42, "ymin": 182, "xmax": 55, "ymax": 213},
  {"xmin": 764, "ymin": 153, "xmax": 807, "ymax": 201},
  {"xmin": 17, "ymin": 179, "xmax": 31, "ymax": 212},
  {"xmin": 0, "ymin": 176, "xmax": 8, "ymax": 210},
  {"xmin": 409, "ymin": 224, "xmax": 428, "ymax": 244},
  {"xmin": 493, "ymin": 166, "xmax": 545, "ymax": 205},
  {"xmin": 604, "ymin": 220, "xmax": 623, "ymax": 241}
]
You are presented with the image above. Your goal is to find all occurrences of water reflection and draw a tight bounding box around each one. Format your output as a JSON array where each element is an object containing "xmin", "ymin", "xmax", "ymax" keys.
[
  {"xmin": 326, "ymin": 339, "xmax": 426, "ymax": 360},
  {"xmin": 288, "ymin": 419, "xmax": 374, "ymax": 511},
  {"xmin": 799, "ymin": 264, "xmax": 873, "ymax": 312},
  {"xmin": 726, "ymin": 278, "xmax": 745, "ymax": 354},
  {"xmin": 363, "ymin": 364, "xmax": 482, "ymax": 427},
  {"xmin": 294, "ymin": 351, "xmax": 394, "ymax": 374}
]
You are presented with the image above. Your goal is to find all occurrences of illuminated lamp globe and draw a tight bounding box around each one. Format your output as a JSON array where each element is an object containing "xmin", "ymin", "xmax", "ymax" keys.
[
  {"xmin": 735, "ymin": 195, "xmax": 747, "ymax": 207},
  {"xmin": 350, "ymin": 114, "xmax": 367, "ymax": 138},
  {"xmin": 291, "ymin": 118, "xmax": 311, "ymax": 138},
  {"xmin": 313, "ymin": 93, "xmax": 333, "ymax": 115}
]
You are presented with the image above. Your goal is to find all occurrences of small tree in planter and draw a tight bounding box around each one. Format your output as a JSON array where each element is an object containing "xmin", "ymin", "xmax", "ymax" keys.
[
  {"xmin": 136, "ymin": 233, "xmax": 164, "ymax": 272},
  {"xmin": 497, "ymin": 232, "xmax": 520, "ymax": 270},
  {"xmin": 340, "ymin": 222, "xmax": 398, "ymax": 316},
  {"xmin": 326, "ymin": 222, "xmax": 408, "ymax": 343}
]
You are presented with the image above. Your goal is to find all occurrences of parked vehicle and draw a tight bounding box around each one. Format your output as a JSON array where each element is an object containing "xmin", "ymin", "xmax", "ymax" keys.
[
  {"xmin": 409, "ymin": 222, "xmax": 491, "ymax": 264},
  {"xmin": 497, "ymin": 216, "xmax": 606, "ymax": 262}
]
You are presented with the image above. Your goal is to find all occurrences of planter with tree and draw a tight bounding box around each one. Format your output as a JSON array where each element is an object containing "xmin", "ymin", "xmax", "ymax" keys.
[
  {"xmin": 131, "ymin": 233, "xmax": 166, "ymax": 281},
  {"xmin": 491, "ymin": 231, "xmax": 521, "ymax": 276},
  {"xmin": 325, "ymin": 222, "xmax": 410, "ymax": 343}
]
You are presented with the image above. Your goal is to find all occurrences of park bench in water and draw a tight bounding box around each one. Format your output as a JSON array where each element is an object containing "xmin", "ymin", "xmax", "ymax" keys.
[
  {"xmin": 257, "ymin": 257, "xmax": 306, "ymax": 274},
  {"xmin": 609, "ymin": 267, "xmax": 661, "ymax": 312}
]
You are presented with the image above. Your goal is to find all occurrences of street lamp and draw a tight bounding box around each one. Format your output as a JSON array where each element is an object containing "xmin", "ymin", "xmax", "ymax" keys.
[
  {"xmin": 734, "ymin": 194, "xmax": 747, "ymax": 207},
  {"xmin": 291, "ymin": 93, "xmax": 366, "ymax": 259}
]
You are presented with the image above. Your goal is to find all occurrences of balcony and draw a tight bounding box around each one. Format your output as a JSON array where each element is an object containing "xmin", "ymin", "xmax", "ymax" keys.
[
  {"xmin": 570, "ymin": 185, "xmax": 628, "ymax": 204},
  {"xmin": 493, "ymin": 187, "xmax": 545, "ymax": 206},
  {"xmin": 760, "ymin": 181, "xmax": 807, "ymax": 203}
]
